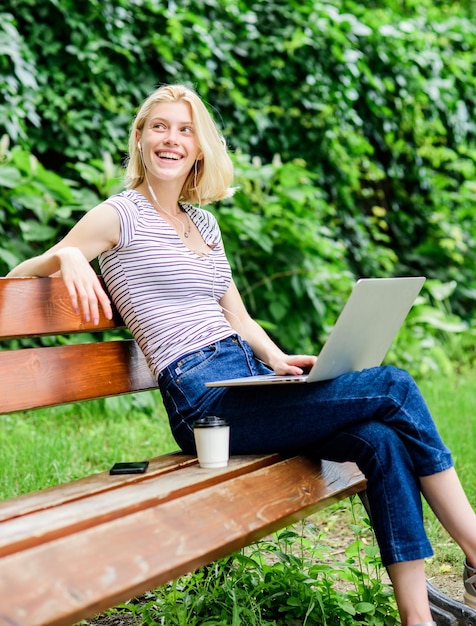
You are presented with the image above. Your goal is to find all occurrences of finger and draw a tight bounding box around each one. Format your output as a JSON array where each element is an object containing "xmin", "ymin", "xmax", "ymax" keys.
[
  {"xmin": 290, "ymin": 355, "xmax": 317, "ymax": 367},
  {"xmin": 93, "ymin": 283, "xmax": 113, "ymax": 321},
  {"xmin": 274, "ymin": 362, "xmax": 304, "ymax": 376},
  {"xmin": 62, "ymin": 272, "xmax": 88, "ymax": 318},
  {"xmin": 65, "ymin": 282, "xmax": 80, "ymax": 316},
  {"xmin": 67, "ymin": 274, "xmax": 98, "ymax": 324},
  {"xmin": 76, "ymin": 284, "xmax": 94, "ymax": 323},
  {"xmin": 87, "ymin": 293, "xmax": 100, "ymax": 326}
]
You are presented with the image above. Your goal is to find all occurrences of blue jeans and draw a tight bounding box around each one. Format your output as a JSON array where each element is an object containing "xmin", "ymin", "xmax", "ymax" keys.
[{"xmin": 158, "ymin": 335, "xmax": 453, "ymax": 566}]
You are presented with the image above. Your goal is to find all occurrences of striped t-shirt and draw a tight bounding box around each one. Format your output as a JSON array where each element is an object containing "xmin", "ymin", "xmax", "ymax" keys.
[{"xmin": 98, "ymin": 189, "xmax": 234, "ymax": 378}]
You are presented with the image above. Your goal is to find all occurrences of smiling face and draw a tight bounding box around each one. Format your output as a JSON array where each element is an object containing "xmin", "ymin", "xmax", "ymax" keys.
[
  {"xmin": 126, "ymin": 84, "xmax": 234, "ymax": 204},
  {"xmin": 137, "ymin": 100, "xmax": 201, "ymax": 188}
]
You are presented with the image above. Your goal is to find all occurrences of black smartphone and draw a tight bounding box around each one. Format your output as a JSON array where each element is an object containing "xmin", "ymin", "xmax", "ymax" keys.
[{"xmin": 109, "ymin": 461, "xmax": 149, "ymax": 475}]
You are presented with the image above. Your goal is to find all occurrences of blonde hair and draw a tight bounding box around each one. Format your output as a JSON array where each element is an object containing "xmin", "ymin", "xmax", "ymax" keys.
[{"xmin": 125, "ymin": 84, "xmax": 235, "ymax": 204}]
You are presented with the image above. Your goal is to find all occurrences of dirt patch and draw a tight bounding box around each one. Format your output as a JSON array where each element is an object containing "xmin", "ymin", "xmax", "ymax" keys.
[{"xmin": 85, "ymin": 614, "xmax": 138, "ymax": 626}]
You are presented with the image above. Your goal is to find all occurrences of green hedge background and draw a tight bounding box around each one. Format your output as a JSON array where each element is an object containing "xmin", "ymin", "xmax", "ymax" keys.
[{"xmin": 1, "ymin": 0, "xmax": 475, "ymax": 375}]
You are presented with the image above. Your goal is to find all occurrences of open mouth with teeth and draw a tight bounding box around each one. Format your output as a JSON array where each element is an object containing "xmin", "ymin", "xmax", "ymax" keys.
[{"xmin": 158, "ymin": 151, "xmax": 181, "ymax": 161}]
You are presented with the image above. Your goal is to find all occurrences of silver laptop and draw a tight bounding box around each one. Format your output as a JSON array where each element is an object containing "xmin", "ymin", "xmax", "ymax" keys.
[{"xmin": 205, "ymin": 276, "xmax": 425, "ymax": 387}]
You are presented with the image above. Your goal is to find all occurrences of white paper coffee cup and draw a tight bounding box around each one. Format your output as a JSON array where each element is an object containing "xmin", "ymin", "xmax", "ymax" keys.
[{"xmin": 193, "ymin": 416, "xmax": 230, "ymax": 469}]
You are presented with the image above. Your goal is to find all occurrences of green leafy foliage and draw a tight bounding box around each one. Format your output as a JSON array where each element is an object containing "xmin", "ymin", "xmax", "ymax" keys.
[
  {"xmin": 0, "ymin": 12, "xmax": 40, "ymax": 142},
  {"xmin": 1, "ymin": 0, "xmax": 475, "ymax": 372},
  {"xmin": 1, "ymin": 138, "xmax": 474, "ymax": 374},
  {"xmin": 0, "ymin": 141, "xmax": 123, "ymax": 270},
  {"xmin": 213, "ymin": 154, "xmax": 356, "ymax": 353}
]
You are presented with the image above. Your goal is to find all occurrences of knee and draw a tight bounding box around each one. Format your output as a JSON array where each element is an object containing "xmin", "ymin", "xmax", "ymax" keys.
[
  {"xmin": 325, "ymin": 422, "xmax": 406, "ymax": 471},
  {"xmin": 376, "ymin": 365, "xmax": 420, "ymax": 404},
  {"xmin": 380, "ymin": 364, "xmax": 414, "ymax": 385},
  {"xmin": 347, "ymin": 422, "xmax": 405, "ymax": 463}
]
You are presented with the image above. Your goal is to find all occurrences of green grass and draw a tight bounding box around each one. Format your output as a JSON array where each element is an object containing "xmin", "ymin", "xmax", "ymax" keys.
[
  {"xmin": 1, "ymin": 371, "xmax": 474, "ymax": 625},
  {"xmin": 1, "ymin": 370, "xmax": 472, "ymax": 505},
  {"xmin": 420, "ymin": 370, "xmax": 475, "ymax": 504},
  {"xmin": 418, "ymin": 370, "xmax": 476, "ymax": 577},
  {"xmin": 0, "ymin": 390, "xmax": 176, "ymax": 500}
]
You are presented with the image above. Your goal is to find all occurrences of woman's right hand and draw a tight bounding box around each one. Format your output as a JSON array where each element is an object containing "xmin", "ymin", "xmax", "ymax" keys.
[
  {"xmin": 7, "ymin": 202, "xmax": 119, "ymax": 324},
  {"xmin": 54, "ymin": 247, "xmax": 113, "ymax": 325}
]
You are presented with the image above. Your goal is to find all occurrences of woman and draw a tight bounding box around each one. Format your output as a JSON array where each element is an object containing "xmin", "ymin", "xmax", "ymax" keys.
[{"xmin": 8, "ymin": 83, "xmax": 476, "ymax": 626}]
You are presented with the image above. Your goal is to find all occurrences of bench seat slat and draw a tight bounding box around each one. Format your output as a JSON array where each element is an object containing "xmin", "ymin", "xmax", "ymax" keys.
[
  {"xmin": 0, "ymin": 452, "xmax": 197, "ymax": 523},
  {"xmin": 0, "ymin": 454, "xmax": 282, "ymax": 556},
  {"xmin": 0, "ymin": 457, "xmax": 366, "ymax": 626},
  {"xmin": 0, "ymin": 340, "xmax": 157, "ymax": 413}
]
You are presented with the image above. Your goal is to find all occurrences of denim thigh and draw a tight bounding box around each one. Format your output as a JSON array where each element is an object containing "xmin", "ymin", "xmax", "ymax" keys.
[
  {"xmin": 158, "ymin": 335, "xmax": 454, "ymax": 565},
  {"xmin": 158, "ymin": 334, "xmax": 273, "ymax": 452},
  {"xmin": 158, "ymin": 335, "xmax": 452, "ymax": 473}
]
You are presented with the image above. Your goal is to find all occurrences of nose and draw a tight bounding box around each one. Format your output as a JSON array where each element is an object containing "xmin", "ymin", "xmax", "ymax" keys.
[{"xmin": 164, "ymin": 126, "xmax": 179, "ymax": 145}]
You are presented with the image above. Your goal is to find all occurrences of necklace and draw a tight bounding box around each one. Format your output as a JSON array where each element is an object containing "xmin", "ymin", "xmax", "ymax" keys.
[
  {"xmin": 166, "ymin": 207, "xmax": 191, "ymax": 239},
  {"xmin": 182, "ymin": 210, "xmax": 191, "ymax": 238}
]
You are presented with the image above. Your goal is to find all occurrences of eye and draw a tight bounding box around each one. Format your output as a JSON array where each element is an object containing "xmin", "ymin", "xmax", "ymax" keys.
[{"xmin": 181, "ymin": 126, "xmax": 193, "ymax": 134}]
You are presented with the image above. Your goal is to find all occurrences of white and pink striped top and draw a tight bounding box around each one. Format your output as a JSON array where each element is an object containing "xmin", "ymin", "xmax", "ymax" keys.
[{"xmin": 99, "ymin": 190, "xmax": 234, "ymax": 378}]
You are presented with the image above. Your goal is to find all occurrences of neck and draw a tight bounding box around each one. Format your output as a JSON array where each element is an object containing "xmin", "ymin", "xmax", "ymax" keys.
[
  {"xmin": 153, "ymin": 196, "xmax": 181, "ymax": 216},
  {"xmin": 139, "ymin": 182, "xmax": 181, "ymax": 215}
]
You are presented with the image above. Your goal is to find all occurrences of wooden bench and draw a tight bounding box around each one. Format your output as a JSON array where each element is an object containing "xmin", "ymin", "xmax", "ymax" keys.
[{"xmin": 0, "ymin": 276, "xmax": 367, "ymax": 626}]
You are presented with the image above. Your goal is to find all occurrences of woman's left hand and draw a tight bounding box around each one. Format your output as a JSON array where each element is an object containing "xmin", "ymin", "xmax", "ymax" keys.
[{"xmin": 271, "ymin": 354, "xmax": 317, "ymax": 376}]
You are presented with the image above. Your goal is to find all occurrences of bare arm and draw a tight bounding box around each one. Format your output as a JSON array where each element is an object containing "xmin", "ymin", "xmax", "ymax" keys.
[
  {"xmin": 219, "ymin": 280, "xmax": 316, "ymax": 375},
  {"xmin": 7, "ymin": 202, "xmax": 120, "ymax": 324}
]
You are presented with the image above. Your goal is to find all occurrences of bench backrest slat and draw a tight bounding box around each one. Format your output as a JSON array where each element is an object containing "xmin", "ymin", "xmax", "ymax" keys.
[
  {"xmin": 0, "ymin": 277, "xmax": 159, "ymax": 413},
  {"xmin": 0, "ymin": 340, "xmax": 158, "ymax": 413},
  {"xmin": 0, "ymin": 276, "xmax": 118, "ymax": 338}
]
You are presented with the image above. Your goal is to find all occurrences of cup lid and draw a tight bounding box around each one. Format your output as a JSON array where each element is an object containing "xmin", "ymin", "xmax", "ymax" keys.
[{"xmin": 193, "ymin": 416, "xmax": 229, "ymax": 428}]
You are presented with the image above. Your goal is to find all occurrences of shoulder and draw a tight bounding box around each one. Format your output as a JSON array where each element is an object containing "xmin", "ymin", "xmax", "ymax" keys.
[
  {"xmin": 183, "ymin": 204, "xmax": 221, "ymax": 243},
  {"xmin": 104, "ymin": 190, "xmax": 143, "ymax": 216},
  {"xmin": 102, "ymin": 190, "xmax": 149, "ymax": 248},
  {"xmin": 183, "ymin": 203, "xmax": 216, "ymax": 222}
]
